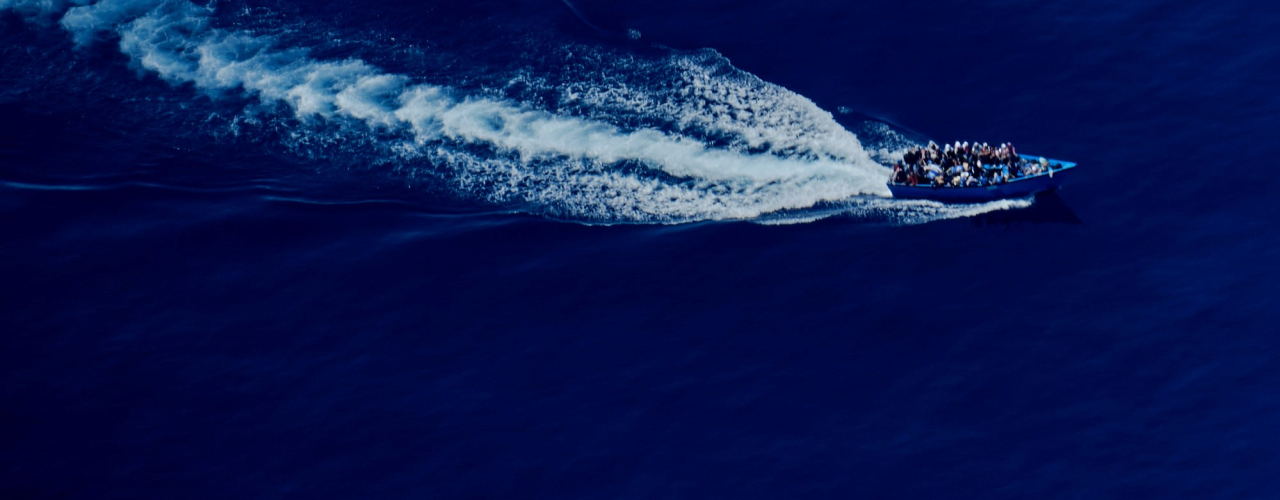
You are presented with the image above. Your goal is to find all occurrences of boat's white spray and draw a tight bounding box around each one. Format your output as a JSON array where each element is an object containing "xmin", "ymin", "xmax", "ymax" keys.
[{"xmin": 0, "ymin": 0, "xmax": 1029, "ymax": 223}]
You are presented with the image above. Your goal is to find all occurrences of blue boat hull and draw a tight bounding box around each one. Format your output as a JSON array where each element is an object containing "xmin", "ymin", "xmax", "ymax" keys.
[{"xmin": 888, "ymin": 156, "xmax": 1077, "ymax": 203}]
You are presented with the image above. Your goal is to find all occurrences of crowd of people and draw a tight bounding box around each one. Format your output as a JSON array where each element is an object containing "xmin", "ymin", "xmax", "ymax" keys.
[{"xmin": 890, "ymin": 141, "xmax": 1057, "ymax": 187}]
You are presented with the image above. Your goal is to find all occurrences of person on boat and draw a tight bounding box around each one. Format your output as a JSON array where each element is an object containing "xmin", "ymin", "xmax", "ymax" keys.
[
  {"xmin": 977, "ymin": 144, "xmax": 992, "ymax": 165},
  {"xmin": 923, "ymin": 164, "xmax": 942, "ymax": 183},
  {"xmin": 949, "ymin": 165, "xmax": 968, "ymax": 186},
  {"xmin": 904, "ymin": 147, "xmax": 920, "ymax": 166},
  {"xmin": 981, "ymin": 161, "xmax": 1002, "ymax": 184},
  {"xmin": 1009, "ymin": 154, "xmax": 1024, "ymax": 176},
  {"xmin": 891, "ymin": 162, "xmax": 911, "ymax": 184},
  {"xmin": 1020, "ymin": 157, "xmax": 1044, "ymax": 176}
]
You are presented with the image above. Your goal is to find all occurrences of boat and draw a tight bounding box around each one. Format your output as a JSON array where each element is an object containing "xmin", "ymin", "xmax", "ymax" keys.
[{"xmin": 888, "ymin": 155, "xmax": 1077, "ymax": 203}]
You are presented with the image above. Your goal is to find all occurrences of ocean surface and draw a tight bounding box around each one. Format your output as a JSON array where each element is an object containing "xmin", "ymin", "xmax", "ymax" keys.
[{"xmin": 3, "ymin": 0, "xmax": 1279, "ymax": 498}]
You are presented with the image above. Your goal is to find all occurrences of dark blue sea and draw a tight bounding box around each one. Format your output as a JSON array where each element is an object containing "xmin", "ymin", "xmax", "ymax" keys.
[{"xmin": 3, "ymin": 0, "xmax": 1279, "ymax": 498}]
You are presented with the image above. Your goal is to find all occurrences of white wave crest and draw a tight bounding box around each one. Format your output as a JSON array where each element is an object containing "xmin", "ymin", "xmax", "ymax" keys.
[{"xmin": 3, "ymin": 0, "xmax": 1024, "ymax": 224}]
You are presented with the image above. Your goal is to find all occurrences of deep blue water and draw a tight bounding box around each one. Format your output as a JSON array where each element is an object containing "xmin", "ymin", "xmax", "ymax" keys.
[{"xmin": 3, "ymin": 0, "xmax": 1280, "ymax": 498}]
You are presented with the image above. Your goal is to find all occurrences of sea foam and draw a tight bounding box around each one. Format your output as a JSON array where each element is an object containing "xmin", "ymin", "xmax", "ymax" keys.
[{"xmin": 2, "ymin": 0, "xmax": 1022, "ymax": 224}]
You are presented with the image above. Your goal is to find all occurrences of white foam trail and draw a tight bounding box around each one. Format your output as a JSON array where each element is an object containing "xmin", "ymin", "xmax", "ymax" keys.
[{"xmin": 3, "ymin": 0, "xmax": 1024, "ymax": 224}]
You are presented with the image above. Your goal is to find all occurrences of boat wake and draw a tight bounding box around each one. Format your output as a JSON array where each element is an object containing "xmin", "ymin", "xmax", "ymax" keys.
[{"xmin": 1, "ymin": 0, "xmax": 1026, "ymax": 224}]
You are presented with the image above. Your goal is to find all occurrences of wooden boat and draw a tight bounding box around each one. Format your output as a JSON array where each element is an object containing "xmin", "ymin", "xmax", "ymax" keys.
[{"xmin": 888, "ymin": 155, "xmax": 1077, "ymax": 203}]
